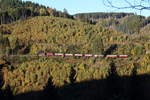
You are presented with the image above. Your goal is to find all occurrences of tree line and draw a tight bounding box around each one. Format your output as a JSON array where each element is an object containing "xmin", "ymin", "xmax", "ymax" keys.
[{"xmin": 0, "ymin": 0, "xmax": 73, "ymax": 24}]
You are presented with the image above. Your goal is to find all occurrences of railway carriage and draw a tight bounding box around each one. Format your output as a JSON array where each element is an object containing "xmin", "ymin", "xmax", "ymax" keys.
[{"xmin": 47, "ymin": 52, "xmax": 54, "ymax": 56}]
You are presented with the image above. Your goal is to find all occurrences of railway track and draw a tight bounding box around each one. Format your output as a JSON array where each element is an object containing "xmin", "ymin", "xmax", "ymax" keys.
[{"xmin": 1, "ymin": 53, "xmax": 128, "ymax": 58}]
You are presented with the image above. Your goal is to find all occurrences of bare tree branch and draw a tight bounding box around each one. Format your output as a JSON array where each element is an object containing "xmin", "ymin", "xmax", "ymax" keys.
[{"xmin": 104, "ymin": 0, "xmax": 150, "ymax": 10}]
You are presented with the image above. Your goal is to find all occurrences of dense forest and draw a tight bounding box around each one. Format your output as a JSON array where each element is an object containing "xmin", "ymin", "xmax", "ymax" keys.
[
  {"xmin": 0, "ymin": 0, "xmax": 150, "ymax": 100},
  {"xmin": 74, "ymin": 12, "xmax": 134, "ymax": 23},
  {"xmin": 0, "ymin": 0, "xmax": 73, "ymax": 24},
  {"xmin": 74, "ymin": 13, "xmax": 150, "ymax": 34}
]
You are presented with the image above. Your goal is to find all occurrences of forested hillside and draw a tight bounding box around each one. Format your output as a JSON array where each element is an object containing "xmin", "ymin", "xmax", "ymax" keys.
[
  {"xmin": 0, "ymin": 0, "xmax": 150, "ymax": 100},
  {"xmin": 74, "ymin": 12, "xmax": 134, "ymax": 23},
  {"xmin": 74, "ymin": 12, "xmax": 150, "ymax": 34},
  {"xmin": 0, "ymin": 0, "xmax": 73, "ymax": 24},
  {"xmin": 0, "ymin": 15, "xmax": 150, "ymax": 100}
]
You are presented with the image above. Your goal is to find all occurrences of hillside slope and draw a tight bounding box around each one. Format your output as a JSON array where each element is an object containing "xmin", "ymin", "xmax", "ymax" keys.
[
  {"xmin": 0, "ymin": 16, "xmax": 150, "ymax": 99},
  {"xmin": 0, "ymin": 0, "xmax": 73, "ymax": 25}
]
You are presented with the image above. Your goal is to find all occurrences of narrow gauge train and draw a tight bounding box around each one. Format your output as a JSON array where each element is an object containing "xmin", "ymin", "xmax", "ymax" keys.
[
  {"xmin": 39, "ymin": 52, "xmax": 72, "ymax": 57},
  {"xmin": 38, "ymin": 52, "xmax": 128, "ymax": 58},
  {"xmin": 39, "ymin": 52, "xmax": 84, "ymax": 57},
  {"xmin": 39, "ymin": 52, "xmax": 101, "ymax": 57},
  {"xmin": 39, "ymin": 52, "xmax": 54, "ymax": 56}
]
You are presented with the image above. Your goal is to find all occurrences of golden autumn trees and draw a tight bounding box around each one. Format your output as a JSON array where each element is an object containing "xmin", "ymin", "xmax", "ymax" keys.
[{"xmin": 1, "ymin": 15, "xmax": 150, "ymax": 96}]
